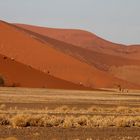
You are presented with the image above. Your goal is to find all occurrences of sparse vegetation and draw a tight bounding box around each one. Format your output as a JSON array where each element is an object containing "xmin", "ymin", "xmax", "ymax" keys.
[
  {"xmin": 0, "ymin": 105, "xmax": 140, "ymax": 117},
  {"xmin": 0, "ymin": 104, "xmax": 6, "ymax": 110},
  {"xmin": 0, "ymin": 88, "xmax": 139, "ymax": 139},
  {"xmin": 0, "ymin": 113, "xmax": 140, "ymax": 128},
  {"xmin": 0, "ymin": 75, "xmax": 5, "ymax": 86},
  {"xmin": 0, "ymin": 114, "xmax": 10, "ymax": 125}
]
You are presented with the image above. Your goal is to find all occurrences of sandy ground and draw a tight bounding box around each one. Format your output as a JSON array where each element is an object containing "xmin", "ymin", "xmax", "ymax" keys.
[
  {"xmin": 0, "ymin": 127, "xmax": 140, "ymax": 140},
  {"xmin": 0, "ymin": 87, "xmax": 140, "ymax": 140},
  {"xmin": 0, "ymin": 87, "xmax": 140, "ymax": 108}
]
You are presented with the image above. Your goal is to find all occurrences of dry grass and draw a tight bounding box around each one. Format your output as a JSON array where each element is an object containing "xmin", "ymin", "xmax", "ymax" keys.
[
  {"xmin": 0, "ymin": 104, "xmax": 6, "ymax": 110},
  {"xmin": 0, "ymin": 114, "xmax": 10, "ymax": 125},
  {"xmin": 1, "ymin": 105, "xmax": 139, "ymax": 116},
  {"xmin": 0, "ymin": 114, "xmax": 140, "ymax": 128},
  {"xmin": 0, "ymin": 88, "xmax": 139, "ymax": 130},
  {"xmin": 11, "ymin": 114, "xmax": 64, "ymax": 127},
  {"xmin": 0, "ymin": 87, "xmax": 139, "ymax": 105},
  {"xmin": 0, "ymin": 105, "xmax": 140, "ymax": 128}
]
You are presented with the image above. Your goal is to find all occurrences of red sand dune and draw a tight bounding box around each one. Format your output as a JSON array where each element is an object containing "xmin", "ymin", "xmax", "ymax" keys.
[
  {"xmin": 0, "ymin": 53, "xmax": 88, "ymax": 89},
  {"xmin": 16, "ymin": 24, "xmax": 140, "ymax": 60},
  {"xmin": 0, "ymin": 20, "xmax": 140, "ymax": 89},
  {"xmin": 14, "ymin": 23, "xmax": 140, "ymax": 86}
]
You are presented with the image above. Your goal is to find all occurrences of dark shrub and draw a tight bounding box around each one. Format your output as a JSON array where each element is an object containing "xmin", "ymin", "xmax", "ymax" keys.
[{"xmin": 0, "ymin": 75, "xmax": 4, "ymax": 86}]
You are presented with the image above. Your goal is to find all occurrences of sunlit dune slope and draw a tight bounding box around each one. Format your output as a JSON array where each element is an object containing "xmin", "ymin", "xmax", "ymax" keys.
[
  {"xmin": 16, "ymin": 24, "xmax": 140, "ymax": 60},
  {"xmin": 0, "ymin": 20, "xmax": 139, "ymax": 89},
  {"xmin": 14, "ymin": 23, "xmax": 140, "ymax": 86},
  {"xmin": 0, "ymin": 53, "xmax": 89, "ymax": 89}
]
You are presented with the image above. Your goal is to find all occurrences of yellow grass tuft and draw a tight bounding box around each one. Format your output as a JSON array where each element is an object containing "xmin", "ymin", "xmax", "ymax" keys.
[
  {"xmin": 0, "ymin": 114, "xmax": 10, "ymax": 125},
  {"xmin": 11, "ymin": 114, "xmax": 30, "ymax": 127},
  {"xmin": 0, "ymin": 104, "xmax": 6, "ymax": 110}
]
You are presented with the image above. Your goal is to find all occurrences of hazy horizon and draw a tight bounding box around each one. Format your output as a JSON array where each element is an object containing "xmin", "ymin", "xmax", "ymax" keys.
[{"xmin": 0, "ymin": 0, "xmax": 140, "ymax": 45}]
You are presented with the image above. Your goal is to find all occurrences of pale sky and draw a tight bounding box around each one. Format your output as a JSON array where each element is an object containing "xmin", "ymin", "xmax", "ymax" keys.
[{"xmin": 0, "ymin": 0, "xmax": 140, "ymax": 45}]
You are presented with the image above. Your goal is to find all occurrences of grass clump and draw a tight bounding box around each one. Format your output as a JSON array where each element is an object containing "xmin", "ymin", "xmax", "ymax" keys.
[
  {"xmin": 116, "ymin": 106, "xmax": 132, "ymax": 114},
  {"xmin": 76, "ymin": 116, "xmax": 89, "ymax": 127},
  {"xmin": 62, "ymin": 116, "xmax": 78, "ymax": 128},
  {"xmin": 0, "ymin": 114, "xmax": 10, "ymax": 125},
  {"xmin": 115, "ymin": 116, "xmax": 137, "ymax": 127},
  {"xmin": 42, "ymin": 115, "xmax": 64, "ymax": 127},
  {"xmin": 11, "ymin": 114, "xmax": 30, "ymax": 127},
  {"xmin": 0, "ymin": 112, "xmax": 140, "ymax": 128},
  {"xmin": 55, "ymin": 105, "xmax": 70, "ymax": 113},
  {"xmin": 0, "ymin": 104, "xmax": 6, "ymax": 110}
]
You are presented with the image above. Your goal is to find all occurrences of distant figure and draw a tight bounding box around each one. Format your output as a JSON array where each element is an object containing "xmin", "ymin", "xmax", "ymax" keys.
[
  {"xmin": 117, "ymin": 85, "xmax": 124, "ymax": 93},
  {"xmin": 11, "ymin": 57, "xmax": 15, "ymax": 61},
  {"xmin": 118, "ymin": 85, "xmax": 122, "ymax": 92},
  {"xmin": 3, "ymin": 56, "xmax": 7, "ymax": 60},
  {"xmin": 47, "ymin": 71, "xmax": 50, "ymax": 74},
  {"xmin": 79, "ymin": 82, "xmax": 82, "ymax": 86}
]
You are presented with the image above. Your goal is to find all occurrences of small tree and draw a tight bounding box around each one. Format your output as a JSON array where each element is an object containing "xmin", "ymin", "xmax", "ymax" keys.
[{"xmin": 0, "ymin": 75, "xmax": 5, "ymax": 86}]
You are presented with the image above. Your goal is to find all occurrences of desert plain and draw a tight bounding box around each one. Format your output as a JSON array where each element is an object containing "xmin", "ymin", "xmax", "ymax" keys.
[{"xmin": 0, "ymin": 87, "xmax": 140, "ymax": 140}]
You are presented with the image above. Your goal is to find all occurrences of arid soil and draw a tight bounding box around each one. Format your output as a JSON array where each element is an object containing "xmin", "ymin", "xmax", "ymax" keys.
[{"xmin": 0, "ymin": 127, "xmax": 140, "ymax": 140}]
